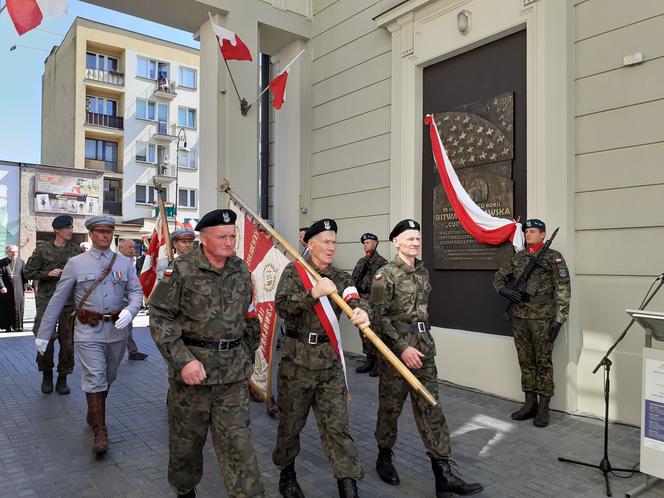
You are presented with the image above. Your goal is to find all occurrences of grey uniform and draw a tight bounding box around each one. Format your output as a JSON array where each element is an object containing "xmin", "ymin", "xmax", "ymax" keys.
[{"xmin": 37, "ymin": 247, "xmax": 142, "ymax": 392}]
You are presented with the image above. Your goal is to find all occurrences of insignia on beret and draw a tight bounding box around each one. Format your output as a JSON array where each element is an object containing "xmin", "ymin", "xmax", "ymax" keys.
[
  {"xmin": 223, "ymin": 211, "xmax": 230, "ymax": 223},
  {"xmin": 408, "ymin": 220, "xmax": 415, "ymax": 228},
  {"xmin": 164, "ymin": 268, "xmax": 174, "ymax": 277},
  {"xmin": 324, "ymin": 220, "xmax": 331, "ymax": 230}
]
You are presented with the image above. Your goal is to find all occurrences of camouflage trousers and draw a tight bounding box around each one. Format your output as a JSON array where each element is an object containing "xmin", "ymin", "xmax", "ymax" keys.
[
  {"xmin": 358, "ymin": 329, "xmax": 376, "ymax": 356},
  {"xmin": 512, "ymin": 317, "xmax": 554, "ymax": 398},
  {"xmin": 33, "ymin": 306, "xmax": 75, "ymax": 374},
  {"xmin": 167, "ymin": 378, "xmax": 264, "ymax": 497},
  {"xmin": 273, "ymin": 359, "xmax": 363, "ymax": 480},
  {"xmin": 375, "ymin": 356, "xmax": 451, "ymax": 459}
]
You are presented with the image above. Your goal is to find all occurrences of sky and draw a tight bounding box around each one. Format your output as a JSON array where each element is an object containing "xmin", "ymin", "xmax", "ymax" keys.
[{"xmin": 0, "ymin": 0, "xmax": 199, "ymax": 164}]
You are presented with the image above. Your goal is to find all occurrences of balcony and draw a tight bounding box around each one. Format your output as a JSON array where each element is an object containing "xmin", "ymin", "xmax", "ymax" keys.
[
  {"xmin": 154, "ymin": 121, "xmax": 177, "ymax": 141},
  {"xmin": 153, "ymin": 81, "xmax": 177, "ymax": 100},
  {"xmin": 103, "ymin": 201, "xmax": 122, "ymax": 216},
  {"xmin": 85, "ymin": 112, "xmax": 123, "ymax": 130},
  {"xmin": 85, "ymin": 68, "xmax": 124, "ymax": 86},
  {"xmin": 85, "ymin": 158, "xmax": 120, "ymax": 173}
]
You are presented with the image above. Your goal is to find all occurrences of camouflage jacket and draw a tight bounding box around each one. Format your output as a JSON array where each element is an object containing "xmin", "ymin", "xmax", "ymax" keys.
[
  {"xmin": 370, "ymin": 256, "xmax": 436, "ymax": 358},
  {"xmin": 25, "ymin": 240, "xmax": 82, "ymax": 308},
  {"xmin": 148, "ymin": 247, "xmax": 260, "ymax": 384},
  {"xmin": 351, "ymin": 250, "xmax": 388, "ymax": 299},
  {"xmin": 276, "ymin": 261, "xmax": 371, "ymax": 370},
  {"xmin": 493, "ymin": 247, "xmax": 571, "ymax": 322}
]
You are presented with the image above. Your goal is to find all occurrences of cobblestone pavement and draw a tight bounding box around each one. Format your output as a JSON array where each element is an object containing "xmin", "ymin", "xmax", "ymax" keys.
[{"xmin": 1, "ymin": 319, "xmax": 662, "ymax": 498}]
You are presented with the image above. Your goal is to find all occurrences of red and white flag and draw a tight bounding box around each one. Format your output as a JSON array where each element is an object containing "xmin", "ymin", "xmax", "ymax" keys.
[
  {"xmin": 230, "ymin": 202, "xmax": 289, "ymax": 401},
  {"xmin": 268, "ymin": 49, "xmax": 305, "ymax": 110},
  {"xmin": 6, "ymin": 0, "xmax": 68, "ymax": 36},
  {"xmin": 139, "ymin": 210, "xmax": 170, "ymax": 297},
  {"xmin": 208, "ymin": 12, "xmax": 252, "ymax": 62},
  {"xmin": 425, "ymin": 114, "xmax": 524, "ymax": 250}
]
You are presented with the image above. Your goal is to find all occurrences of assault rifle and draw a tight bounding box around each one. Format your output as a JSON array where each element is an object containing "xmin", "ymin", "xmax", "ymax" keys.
[{"xmin": 503, "ymin": 227, "xmax": 559, "ymax": 320}]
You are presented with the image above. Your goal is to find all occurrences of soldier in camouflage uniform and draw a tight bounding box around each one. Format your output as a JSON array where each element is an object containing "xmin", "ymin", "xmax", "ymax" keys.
[
  {"xmin": 25, "ymin": 215, "xmax": 82, "ymax": 394},
  {"xmin": 273, "ymin": 218, "xmax": 371, "ymax": 498},
  {"xmin": 351, "ymin": 232, "xmax": 387, "ymax": 376},
  {"xmin": 149, "ymin": 209, "xmax": 264, "ymax": 498},
  {"xmin": 494, "ymin": 218, "xmax": 571, "ymax": 427},
  {"xmin": 371, "ymin": 219, "xmax": 482, "ymax": 497}
]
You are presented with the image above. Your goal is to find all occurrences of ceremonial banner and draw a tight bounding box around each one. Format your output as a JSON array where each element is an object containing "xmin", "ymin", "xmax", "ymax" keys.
[
  {"xmin": 230, "ymin": 202, "xmax": 289, "ymax": 405},
  {"xmin": 139, "ymin": 210, "xmax": 170, "ymax": 297}
]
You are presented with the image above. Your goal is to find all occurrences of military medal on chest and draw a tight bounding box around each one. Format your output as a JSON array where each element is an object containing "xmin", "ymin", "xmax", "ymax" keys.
[{"xmin": 112, "ymin": 271, "xmax": 123, "ymax": 284}]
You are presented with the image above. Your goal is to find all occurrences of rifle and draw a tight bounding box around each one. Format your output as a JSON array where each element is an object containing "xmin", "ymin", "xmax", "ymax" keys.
[{"xmin": 503, "ymin": 227, "xmax": 559, "ymax": 320}]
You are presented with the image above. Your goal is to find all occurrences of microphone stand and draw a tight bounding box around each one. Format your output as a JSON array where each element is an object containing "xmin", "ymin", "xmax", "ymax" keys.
[{"xmin": 558, "ymin": 275, "xmax": 664, "ymax": 497}]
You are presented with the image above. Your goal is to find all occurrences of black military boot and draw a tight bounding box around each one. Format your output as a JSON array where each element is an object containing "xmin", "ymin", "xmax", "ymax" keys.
[
  {"xmin": 55, "ymin": 374, "xmax": 70, "ymax": 395},
  {"xmin": 336, "ymin": 479, "xmax": 359, "ymax": 498},
  {"xmin": 279, "ymin": 462, "xmax": 304, "ymax": 498},
  {"xmin": 41, "ymin": 370, "xmax": 53, "ymax": 394},
  {"xmin": 177, "ymin": 489, "xmax": 196, "ymax": 498},
  {"xmin": 510, "ymin": 391, "xmax": 538, "ymax": 420},
  {"xmin": 431, "ymin": 458, "xmax": 483, "ymax": 496},
  {"xmin": 369, "ymin": 355, "xmax": 379, "ymax": 377},
  {"xmin": 355, "ymin": 354, "xmax": 375, "ymax": 374},
  {"xmin": 533, "ymin": 395, "xmax": 551, "ymax": 427},
  {"xmin": 376, "ymin": 446, "xmax": 399, "ymax": 485}
]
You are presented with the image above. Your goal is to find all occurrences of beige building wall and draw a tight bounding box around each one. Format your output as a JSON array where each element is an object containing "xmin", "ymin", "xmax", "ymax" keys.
[{"xmin": 574, "ymin": 0, "xmax": 664, "ymax": 424}]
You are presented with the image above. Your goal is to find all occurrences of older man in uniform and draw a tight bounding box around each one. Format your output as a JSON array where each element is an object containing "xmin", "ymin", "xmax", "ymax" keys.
[
  {"xmin": 35, "ymin": 215, "xmax": 142, "ymax": 454},
  {"xmin": 149, "ymin": 209, "xmax": 264, "ymax": 498},
  {"xmin": 494, "ymin": 219, "xmax": 571, "ymax": 427},
  {"xmin": 118, "ymin": 239, "xmax": 148, "ymax": 361},
  {"xmin": 25, "ymin": 215, "xmax": 82, "ymax": 394},
  {"xmin": 351, "ymin": 232, "xmax": 387, "ymax": 376},
  {"xmin": 273, "ymin": 219, "xmax": 371, "ymax": 498},
  {"xmin": 171, "ymin": 228, "xmax": 196, "ymax": 256},
  {"xmin": 371, "ymin": 219, "xmax": 482, "ymax": 497}
]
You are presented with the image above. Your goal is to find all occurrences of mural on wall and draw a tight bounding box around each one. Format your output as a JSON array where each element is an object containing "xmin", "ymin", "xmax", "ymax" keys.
[
  {"xmin": 432, "ymin": 93, "xmax": 516, "ymax": 270},
  {"xmin": 33, "ymin": 174, "xmax": 102, "ymax": 216}
]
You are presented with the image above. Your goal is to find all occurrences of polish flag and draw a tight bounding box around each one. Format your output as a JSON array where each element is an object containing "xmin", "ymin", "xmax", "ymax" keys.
[
  {"xmin": 139, "ymin": 210, "xmax": 170, "ymax": 297},
  {"xmin": 208, "ymin": 12, "xmax": 252, "ymax": 61},
  {"xmin": 6, "ymin": 0, "xmax": 68, "ymax": 36},
  {"xmin": 268, "ymin": 49, "xmax": 305, "ymax": 110}
]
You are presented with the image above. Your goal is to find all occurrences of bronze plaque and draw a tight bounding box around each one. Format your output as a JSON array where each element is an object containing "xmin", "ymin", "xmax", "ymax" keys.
[{"xmin": 432, "ymin": 93, "xmax": 515, "ymax": 270}]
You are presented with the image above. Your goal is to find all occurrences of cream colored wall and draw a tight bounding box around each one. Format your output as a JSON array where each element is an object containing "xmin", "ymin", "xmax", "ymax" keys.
[{"xmin": 574, "ymin": 0, "xmax": 664, "ymax": 424}]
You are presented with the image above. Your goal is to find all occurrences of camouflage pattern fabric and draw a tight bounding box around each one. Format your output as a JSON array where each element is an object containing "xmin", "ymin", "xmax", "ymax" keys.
[
  {"xmin": 512, "ymin": 318, "xmax": 554, "ymax": 397},
  {"xmin": 149, "ymin": 247, "xmax": 263, "ymax": 497},
  {"xmin": 25, "ymin": 241, "xmax": 81, "ymax": 372},
  {"xmin": 351, "ymin": 250, "xmax": 387, "ymax": 355},
  {"xmin": 370, "ymin": 256, "xmax": 450, "ymax": 458},
  {"xmin": 272, "ymin": 261, "xmax": 369, "ymax": 478}
]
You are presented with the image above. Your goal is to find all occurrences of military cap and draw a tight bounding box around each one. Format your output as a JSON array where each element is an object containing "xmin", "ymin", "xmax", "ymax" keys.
[
  {"xmin": 84, "ymin": 215, "xmax": 115, "ymax": 230},
  {"xmin": 523, "ymin": 219, "xmax": 546, "ymax": 231},
  {"xmin": 52, "ymin": 215, "xmax": 73, "ymax": 229},
  {"xmin": 360, "ymin": 232, "xmax": 378, "ymax": 243},
  {"xmin": 194, "ymin": 209, "xmax": 237, "ymax": 231},
  {"xmin": 389, "ymin": 219, "xmax": 420, "ymax": 241},
  {"xmin": 171, "ymin": 228, "xmax": 195, "ymax": 240},
  {"xmin": 304, "ymin": 219, "xmax": 337, "ymax": 243}
]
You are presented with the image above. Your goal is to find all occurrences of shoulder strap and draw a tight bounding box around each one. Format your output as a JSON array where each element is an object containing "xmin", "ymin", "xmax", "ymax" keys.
[{"xmin": 77, "ymin": 252, "xmax": 118, "ymax": 310}]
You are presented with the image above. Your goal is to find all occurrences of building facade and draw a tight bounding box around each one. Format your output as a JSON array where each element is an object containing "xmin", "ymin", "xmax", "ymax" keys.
[{"xmin": 41, "ymin": 18, "xmax": 201, "ymax": 236}]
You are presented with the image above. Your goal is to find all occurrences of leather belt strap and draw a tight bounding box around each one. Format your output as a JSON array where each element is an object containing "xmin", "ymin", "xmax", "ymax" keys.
[
  {"xmin": 182, "ymin": 336, "xmax": 242, "ymax": 351},
  {"xmin": 395, "ymin": 322, "xmax": 430, "ymax": 333},
  {"xmin": 286, "ymin": 329, "xmax": 330, "ymax": 345}
]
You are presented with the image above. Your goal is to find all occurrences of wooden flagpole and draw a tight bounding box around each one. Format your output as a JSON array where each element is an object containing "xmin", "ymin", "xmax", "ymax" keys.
[{"xmin": 219, "ymin": 179, "xmax": 437, "ymax": 407}]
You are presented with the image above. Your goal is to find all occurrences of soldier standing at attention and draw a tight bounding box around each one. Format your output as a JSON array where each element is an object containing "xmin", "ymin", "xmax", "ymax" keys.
[
  {"xmin": 25, "ymin": 215, "xmax": 82, "ymax": 394},
  {"xmin": 149, "ymin": 209, "xmax": 264, "ymax": 498},
  {"xmin": 371, "ymin": 219, "xmax": 483, "ymax": 497},
  {"xmin": 35, "ymin": 215, "xmax": 142, "ymax": 454},
  {"xmin": 273, "ymin": 219, "xmax": 371, "ymax": 498},
  {"xmin": 352, "ymin": 232, "xmax": 387, "ymax": 376},
  {"xmin": 494, "ymin": 219, "xmax": 571, "ymax": 427},
  {"xmin": 171, "ymin": 228, "xmax": 196, "ymax": 256}
]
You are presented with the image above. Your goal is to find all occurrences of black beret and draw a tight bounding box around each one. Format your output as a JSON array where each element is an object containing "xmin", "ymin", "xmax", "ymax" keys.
[
  {"xmin": 194, "ymin": 209, "xmax": 237, "ymax": 231},
  {"xmin": 360, "ymin": 233, "xmax": 378, "ymax": 243},
  {"xmin": 299, "ymin": 227, "xmax": 309, "ymax": 232},
  {"xmin": 304, "ymin": 219, "xmax": 337, "ymax": 243},
  {"xmin": 389, "ymin": 219, "xmax": 420, "ymax": 241},
  {"xmin": 52, "ymin": 215, "xmax": 73, "ymax": 229},
  {"xmin": 523, "ymin": 219, "xmax": 546, "ymax": 231}
]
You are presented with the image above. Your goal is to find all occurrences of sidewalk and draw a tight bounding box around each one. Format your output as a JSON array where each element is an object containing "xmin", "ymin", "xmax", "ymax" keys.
[{"xmin": 0, "ymin": 324, "xmax": 662, "ymax": 498}]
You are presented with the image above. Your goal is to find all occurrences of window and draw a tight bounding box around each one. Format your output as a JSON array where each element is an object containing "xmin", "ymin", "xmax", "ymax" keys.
[
  {"xmin": 87, "ymin": 52, "xmax": 118, "ymax": 72},
  {"xmin": 136, "ymin": 99, "xmax": 156, "ymax": 120},
  {"xmin": 86, "ymin": 96, "xmax": 118, "ymax": 116},
  {"xmin": 85, "ymin": 139, "xmax": 118, "ymax": 171},
  {"xmin": 179, "ymin": 66, "xmax": 197, "ymax": 89},
  {"xmin": 136, "ymin": 185, "xmax": 166, "ymax": 205},
  {"xmin": 157, "ymin": 103, "xmax": 168, "ymax": 124},
  {"xmin": 178, "ymin": 188, "xmax": 197, "ymax": 208},
  {"xmin": 178, "ymin": 150, "xmax": 197, "ymax": 169},
  {"xmin": 136, "ymin": 142, "xmax": 156, "ymax": 163},
  {"xmin": 137, "ymin": 56, "xmax": 169, "ymax": 80},
  {"xmin": 178, "ymin": 107, "xmax": 196, "ymax": 128}
]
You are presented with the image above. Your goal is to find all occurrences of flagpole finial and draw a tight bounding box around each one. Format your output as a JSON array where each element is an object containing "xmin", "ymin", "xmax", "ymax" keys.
[{"xmin": 218, "ymin": 179, "xmax": 231, "ymax": 193}]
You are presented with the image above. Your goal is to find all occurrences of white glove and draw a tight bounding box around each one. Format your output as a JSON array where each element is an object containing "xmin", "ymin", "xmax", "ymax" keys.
[
  {"xmin": 114, "ymin": 309, "xmax": 133, "ymax": 329},
  {"xmin": 35, "ymin": 338, "xmax": 49, "ymax": 354}
]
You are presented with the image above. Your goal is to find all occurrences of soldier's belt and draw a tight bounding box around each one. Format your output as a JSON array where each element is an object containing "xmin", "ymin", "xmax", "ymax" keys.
[
  {"xmin": 75, "ymin": 309, "xmax": 120, "ymax": 326},
  {"xmin": 182, "ymin": 336, "xmax": 242, "ymax": 351},
  {"xmin": 286, "ymin": 329, "xmax": 330, "ymax": 345},
  {"xmin": 395, "ymin": 322, "xmax": 430, "ymax": 334},
  {"xmin": 527, "ymin": 294, "xmax": 553, "ymax": 304}
]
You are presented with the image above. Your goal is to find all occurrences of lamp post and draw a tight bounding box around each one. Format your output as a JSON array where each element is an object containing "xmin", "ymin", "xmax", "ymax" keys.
[{"xmin": 175, "ymin": 127, "xmax": 188, "ymax": 219}]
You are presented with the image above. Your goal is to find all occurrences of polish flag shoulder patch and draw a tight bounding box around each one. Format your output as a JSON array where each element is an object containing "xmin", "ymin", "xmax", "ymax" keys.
[
  {"xmin": 163, "ymin": 268, "xmax": 174, "ymax": 277},
  {"xmin": 342, "ymin": 286, "xmax": 360, "ymax": 302},
  {"xmin": 374, "ymin": 274, "xmax": 382, "ymax": 281}
]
